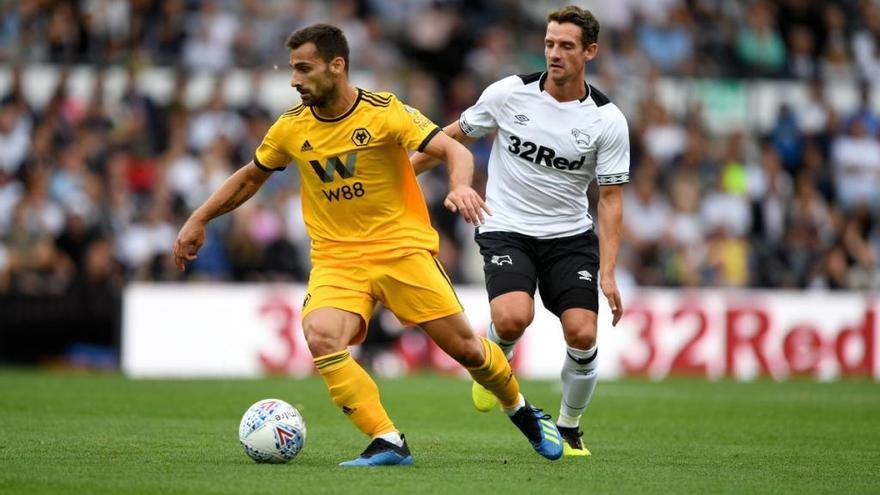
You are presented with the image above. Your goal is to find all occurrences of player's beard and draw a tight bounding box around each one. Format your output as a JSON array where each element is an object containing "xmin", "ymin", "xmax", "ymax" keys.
[
  {"xmin": 300, "ymin": 79, "xmax": 338, "ymax": 108},
  {"xmin": 548, "ymin": 63, "xmax": 583, "ymax": 87}
]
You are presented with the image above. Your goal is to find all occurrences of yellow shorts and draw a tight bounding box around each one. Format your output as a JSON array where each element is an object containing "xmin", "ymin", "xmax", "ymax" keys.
[{"xmin": 302, "ymin": 250, "xmax": 463, "ymax": 342}]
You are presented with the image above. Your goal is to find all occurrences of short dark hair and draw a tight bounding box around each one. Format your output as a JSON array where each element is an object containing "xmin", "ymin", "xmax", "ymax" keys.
[
  {"xmin": 547, "ymin": 5, "xmax": 600, "ymax": 48},
  {"xmin": 286, "ymin": 24, "xmax": 350, "ymax": 72}
]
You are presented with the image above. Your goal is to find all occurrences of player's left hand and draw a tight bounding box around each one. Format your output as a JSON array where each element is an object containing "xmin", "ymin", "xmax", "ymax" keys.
[
  {"xmin": 600, "ymin": 275, "xmax": 623, "ymax": 326},
  {"xmin": 444, "ymin": 185, "xmax": 491, "ymax": 226}
]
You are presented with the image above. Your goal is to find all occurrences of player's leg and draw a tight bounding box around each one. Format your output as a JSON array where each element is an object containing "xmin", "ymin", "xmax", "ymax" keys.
[
  {"xmin": 536, "ymin": 230, "xmax": 600, "ymax": 456},
  {"xmin": 302, "ymin": 275, "xmax": 412, "ymax": 466},
  {"xmin": 379, "ymin": 251, "xmax": 561, "ymax": 460},
  {"xmin": 419, "ymin": 312, "xmax": 521, "ymax": 407},
  {"xmin": 466, "ymin": 292, "xmax": 535, "ymax": 412},
  {"xmin": 474, "ymin": 232, "xmax": 539, "ymax": 411},
  {"xmin": 420, "ymin": 311, "xmax": 561, "ymax": 461},
  {"xmin": 476, "ymin": 232, "xmax": 539, "ymax": 356},
  {"xmin": 304, "ymin": 307, "xmax": 395, "ymax": 439},
  {"xmin": 557, "ymin": 308, "xmax": 598, "ymax": 456},
  {"xmin": 489, "ymin": 292, "xmax": 535, "ymax": 360},
  {"xmin": 375, "ymin": 252, "xmax": 521, "ymax": 407}
]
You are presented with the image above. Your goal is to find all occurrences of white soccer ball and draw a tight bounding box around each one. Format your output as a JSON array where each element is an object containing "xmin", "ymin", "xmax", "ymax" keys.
[{"xmin": 239, "ymin": 398, "xmax": 307, "ymax": 463}]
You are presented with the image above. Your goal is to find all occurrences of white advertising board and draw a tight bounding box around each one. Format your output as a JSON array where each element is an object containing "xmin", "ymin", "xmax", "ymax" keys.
[{"xmin": 123, "ymin": 284, "xmax": 878, "ymax": 381}]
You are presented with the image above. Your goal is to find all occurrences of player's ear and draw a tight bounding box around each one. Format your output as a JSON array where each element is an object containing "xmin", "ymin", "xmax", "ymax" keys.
[
  {"xmin": 584, "ymin": 42, "xmax": 599, "ymax": 62},
  {"xmin": 330, "ymin": 57, "xmax": 345, "ymax": 75}
]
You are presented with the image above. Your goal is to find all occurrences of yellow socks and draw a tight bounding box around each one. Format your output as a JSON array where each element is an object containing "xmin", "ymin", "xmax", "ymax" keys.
[
  {"xmin": 466, "ymin": 337, "xmax": 521, "ymax": 409},
  {"xmin": 314, "ymin": 350, "xmax": 396, "ymax": 437}
]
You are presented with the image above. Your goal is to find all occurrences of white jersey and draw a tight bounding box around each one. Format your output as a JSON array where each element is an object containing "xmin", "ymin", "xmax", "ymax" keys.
[{"xmin": 460, "ymin": 72, "xmax": 630, "ymax": 238}]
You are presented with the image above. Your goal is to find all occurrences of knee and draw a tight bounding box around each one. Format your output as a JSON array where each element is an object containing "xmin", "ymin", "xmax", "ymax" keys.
[
  {"xmin": 303, "ymin": 321, "xmax": 345, "ymax": 357},
  {"xmin": 565, "ymin": 325, "xmax": 597, "ymax": 350},
  {"xmin": 492, "ymin": 310, "xmax": 531, "ymax": 341}
]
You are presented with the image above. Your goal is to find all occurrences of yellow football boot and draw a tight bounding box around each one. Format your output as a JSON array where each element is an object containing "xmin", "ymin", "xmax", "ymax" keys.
[
  {"xmin": 558, "ymin": 426, "xmax": 592, "ymax": 457},
  {"xmin": 470, "ymin": 381, "xmax": 498, "ymax": 412}
]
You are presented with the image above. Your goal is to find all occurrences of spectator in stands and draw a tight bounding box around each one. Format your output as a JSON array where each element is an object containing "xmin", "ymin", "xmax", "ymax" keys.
[
  {"xmin": 818, "ymin": 3, "xmax": 856, "ymax": 79},
  {"xmin": 795, "ymin": 78, "xmax": 830, "ymax": 138},
  {"xmin": 770, "ymin": 104, "xmax": 804, "ymax": 173},
  {"xmin": 737, "ymin": 1, "xmax": 786, "ymax": 76},
  {"xmin": 0, "ymin": 99, "xmax": 30, "ymax": 177},
  {"xmin": 182, "ymin": 0, "xmax": 239, "ymax": 72},
  {"xmin": 187, "ymin": 84, "xmax": 245, "ymax": 154},
  {"xmin": 700, "ymin": 161, "xmax": 751, "ymax": 240},
  {"xmin": 663, "ymin": 173, "xmax": 704, "ymax": 286},
  {"xmin": 786, "ymin": 25, "xmax": 817, "ymax": 79},
  {"xmin": 831, "ymin": 115, "xmax": 880, "ymax": 212},
  {"xmin": 636, "ymin": 4, "xmax": 695, "ymax": 74},
  {"xmin": 623, "ymin": 173, "xmax": 671, "ymax": 286},
  {"xmin": 852, "ymin": 2, "xmax": 880, "ymax": 81}
]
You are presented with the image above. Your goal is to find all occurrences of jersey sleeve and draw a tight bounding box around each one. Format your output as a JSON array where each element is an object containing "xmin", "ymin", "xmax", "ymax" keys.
[
  {"xmin": 254, "ymin": 117, "xmax": 293, "ymax": 171},
  {"xmin": 388, "ymin": 97, "xmax": 441, "ymax": 152},
  {"xmin": 595, "ymin": 105, "xmax": 630, "ymax": 186},
  {"xmin": 458, "ymin": 76, "xmax": 517, "ymax": 138}
]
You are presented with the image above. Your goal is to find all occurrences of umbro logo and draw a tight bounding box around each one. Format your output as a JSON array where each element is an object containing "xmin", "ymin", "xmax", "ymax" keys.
[
  {"xmin": 301, "ymin": 140, "xmax": 313, "ymax": 152},
  {"xmin": 578, "ymin": 270, "xmax": 592, "ymax": 282},
  {"xmin": 491, "ymin": 255, "xmax": 513, "ymax": 266},
  {"xmin": 513, "ymin": 114, "xmax": 529, "ymax": 125}
]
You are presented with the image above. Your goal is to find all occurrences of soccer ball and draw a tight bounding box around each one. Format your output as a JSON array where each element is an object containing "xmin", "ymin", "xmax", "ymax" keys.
[{"xmin": 239, "ymin": 398, "xmax": 307, "ymax": 463}]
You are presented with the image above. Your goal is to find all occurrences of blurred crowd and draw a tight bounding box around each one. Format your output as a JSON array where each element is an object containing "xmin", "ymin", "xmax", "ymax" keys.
[{"xmin": 0, "ymin": 0, "xmax": 878, "ymax": 298}]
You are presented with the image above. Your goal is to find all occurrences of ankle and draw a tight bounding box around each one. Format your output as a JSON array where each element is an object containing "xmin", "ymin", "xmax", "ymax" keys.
[
  {"xmin": 374, "ymin": 431, "xmax": 403, "ymax": 447},
  {"xmin": 503, "ymin": 394, "xmax": 526, "ymax": 416}
]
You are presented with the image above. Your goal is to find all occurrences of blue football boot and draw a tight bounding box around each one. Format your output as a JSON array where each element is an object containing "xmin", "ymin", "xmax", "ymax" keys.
[
  {"xmin": 509, "ymin": 402, "xmax": 563, "ymax": 460},
  {"xmin": 339, "ymin": 434, "xmax": 414, "ymax": 467}
]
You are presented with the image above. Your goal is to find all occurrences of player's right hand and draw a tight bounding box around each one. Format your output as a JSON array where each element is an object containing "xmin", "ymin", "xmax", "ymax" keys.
[
  {"xmin": 600, "ymin": 275, "xmax": 623, "ymax": 326},
  {"xmin": 173, "ymin": 218, "xmax": 206, "ymax": 271},
  {"xmin": 444, "ymin": 185, "xmax": 492, "ymax": 226}
]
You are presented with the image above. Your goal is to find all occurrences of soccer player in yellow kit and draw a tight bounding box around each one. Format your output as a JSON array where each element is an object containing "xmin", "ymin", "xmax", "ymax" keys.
[{"xmin": 172, "ymin": 24, "xmax": 563, "ymax": 466}]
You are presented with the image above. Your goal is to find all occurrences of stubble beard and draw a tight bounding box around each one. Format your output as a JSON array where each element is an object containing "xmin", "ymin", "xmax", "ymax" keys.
[{"xmin": 302, "ymin": 80, "xmax": 338, "ymax": 109}]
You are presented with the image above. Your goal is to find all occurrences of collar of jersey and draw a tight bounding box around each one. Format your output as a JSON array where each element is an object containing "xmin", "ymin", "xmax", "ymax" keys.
[
  {"xmin": 538, "ymin": 72, "xmax": 590, "ymax": 103},
  {"xmin": 309, "ymin": 88, "xmax": 363, "ymax": 122}
]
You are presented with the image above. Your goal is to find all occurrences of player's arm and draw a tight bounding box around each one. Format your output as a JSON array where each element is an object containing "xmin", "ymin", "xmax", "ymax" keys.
[
  {"xmin": 597, "ymin": 184, "xmax": 624, "ymax": 326},
  {"xmin": 173, "ymin": 161, "xmax": 272, "ymax": 271},
  {"xmin": 410, "ymin": 120, "xmax": 476, "ymax": 175},
  {"xmin": 421, "ymin": 131, "xmax": 490, "ymax": 226},
  {"xmin": 412, "ymin": 76, "xmax": 512, "ymax": 175}
]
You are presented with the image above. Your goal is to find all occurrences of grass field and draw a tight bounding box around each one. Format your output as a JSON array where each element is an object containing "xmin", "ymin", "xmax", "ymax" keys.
[{"xmin": 0, "ymin": 371, "xmax": 877, "ymax": 495}]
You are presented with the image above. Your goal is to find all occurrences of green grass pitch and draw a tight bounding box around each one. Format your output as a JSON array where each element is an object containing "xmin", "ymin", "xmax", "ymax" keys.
[{"xmin": 0, "ymin": 371, "xmax": 877, "ymax": 494}]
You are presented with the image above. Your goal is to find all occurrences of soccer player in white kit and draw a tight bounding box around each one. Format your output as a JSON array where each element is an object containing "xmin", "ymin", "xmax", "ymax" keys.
[{"xmin": 411, "ymin": 5, "xmax": 629, "ymax": 456}]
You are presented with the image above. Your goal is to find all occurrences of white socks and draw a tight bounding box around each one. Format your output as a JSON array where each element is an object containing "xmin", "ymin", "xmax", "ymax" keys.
[
  {"xmin": 557, "ymin": 345, "xmax": 598, "ymax": 428},
  {"xmin": 503, "ymin": 393, "xmax": 526, "ymax": 416},
  {"xmin": 486, "ymin": 322, "xmax": 518, "ymax": 360},
  {"xmin": 375, "ymin": 431, "xmax": 403, "ymax": 447},
  {"xmin": 486, "ymin": 321, "xmax": 596, "ymax": 425}
]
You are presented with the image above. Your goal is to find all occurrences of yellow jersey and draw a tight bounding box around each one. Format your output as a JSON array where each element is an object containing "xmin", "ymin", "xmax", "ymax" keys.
[{"xmin": 254, "ymin": 89, "xmax": 442, "ymax": 262}]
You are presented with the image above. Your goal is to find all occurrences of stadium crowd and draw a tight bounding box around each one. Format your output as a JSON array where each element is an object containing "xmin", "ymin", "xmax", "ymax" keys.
[{"xmin": 0, "ymin": 0, "xmax": 879, "ymax": 298}]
